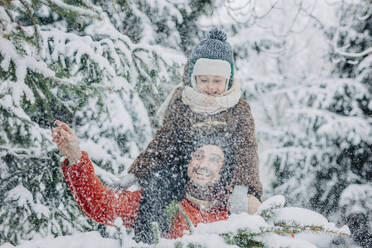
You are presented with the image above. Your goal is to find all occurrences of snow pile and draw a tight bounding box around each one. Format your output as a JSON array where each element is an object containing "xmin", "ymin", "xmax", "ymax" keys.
[
  {"xmin": 193, "ymin": 195, "xmax": 349, "ymax": 247},
  {"xmin": 1, "ymin": 196, "xmax": 350, "ymax": 248},
  {"xmin": 0, "ymin": 232, "xmax": 118, "ymax": 248}
]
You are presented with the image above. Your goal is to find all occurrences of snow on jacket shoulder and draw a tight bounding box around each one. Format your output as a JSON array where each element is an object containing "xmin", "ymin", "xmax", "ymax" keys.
[
  {"xmin": 128, "ymin": 88, "xmax": 263, "ymax": 198},
  {"xmin": 62, "ymin": 151, "xmax": 229, "ymax": 238}
]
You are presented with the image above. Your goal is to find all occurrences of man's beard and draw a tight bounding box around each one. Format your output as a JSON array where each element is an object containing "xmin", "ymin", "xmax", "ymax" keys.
[{"xmin": 186, "ymin": 180, "xmax": 218, "ymax": 202}]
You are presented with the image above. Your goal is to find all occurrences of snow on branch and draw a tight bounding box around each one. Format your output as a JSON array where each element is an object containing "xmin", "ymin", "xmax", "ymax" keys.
[
  {"xmin": 224, "ymin": 0, "xmax": 280, "ymax": 25},
  {"xmin": 0, "ymin": 37, "xmax": 55, "ymax": 105},
  {"xmin": 334, "ymin": 46, "xmax": 372, "ymax": 58},
  {"xmin": 42, "ymin": 0, "xmax": 99, "ymax": 19},
  {"xmin": 175, "ymin": 195, "xmax": 350, "ymax": 248},
  {"xmin": 332, "ymin": 13, "xmax": 372, "ymax": 59},
  {"xmin": 339, "ymin": 184, "xmax": 372, "ymax": 216}
]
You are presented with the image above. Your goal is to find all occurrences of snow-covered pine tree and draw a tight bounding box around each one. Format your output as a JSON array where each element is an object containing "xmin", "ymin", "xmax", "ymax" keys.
[
  {"xmin": 1, "ymin": 1, "xmax": 104, "ymax": 244},
  {"xmin": 0, "ymin": 0, "xmax": 209, "ymax": 245},
  {"xmin": 252, "ymin": 1, "xmax": 371, "ymax": 246},
  {"xmin": 264, "ymin": 76, "xmax": 371, "ymax": 211},
  {"xmin": 328, "ymin": 0, "xmax": 372, "ymax": 246}
]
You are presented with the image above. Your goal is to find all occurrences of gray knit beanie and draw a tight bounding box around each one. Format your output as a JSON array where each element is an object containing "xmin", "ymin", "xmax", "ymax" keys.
[{"xmin": 188, "ymin": 27, "xmax": 234, "ymax": 89}]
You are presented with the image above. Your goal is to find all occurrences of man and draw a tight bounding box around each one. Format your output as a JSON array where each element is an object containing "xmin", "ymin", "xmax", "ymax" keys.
[{"xmin": 52, "ymin": 120, "xmax": 238, "ymax": 242}]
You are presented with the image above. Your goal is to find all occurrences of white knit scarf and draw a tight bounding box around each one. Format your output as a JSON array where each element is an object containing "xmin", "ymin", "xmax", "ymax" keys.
[
  {"xmin": 182, "ymin": 79, "xmax": 241, "ymax": 114},
  {"xmin": 156, "ymin": 80, "xmax": 241, "ymax": 125}
]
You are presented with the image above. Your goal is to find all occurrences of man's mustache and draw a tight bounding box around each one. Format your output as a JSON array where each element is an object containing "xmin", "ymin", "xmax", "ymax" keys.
[{"xmin": 192, "ymin": 167, "xmax": 212, "ymax": 177}]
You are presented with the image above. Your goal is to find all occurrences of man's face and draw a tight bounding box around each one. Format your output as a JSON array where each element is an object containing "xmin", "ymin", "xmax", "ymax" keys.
[
  {"xmin": 187, "ymin": 145, "xmax": 224, "ymax": 186},
  {"xmin": 195, "ymin": 75, "xmax": 228, "ymax": 96}
]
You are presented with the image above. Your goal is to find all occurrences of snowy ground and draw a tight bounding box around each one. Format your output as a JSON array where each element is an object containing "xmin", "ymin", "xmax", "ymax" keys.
[
  {"xmin": 0, "ymin": 228, "xmax": 358, "ymax": 248},
  {"xmin": 0, "ymin": 232, "xmax": 117, "ymax": 248},
  {"xmin": 1, "ymin": 195, "xmax": 355, "ymax": 248}
]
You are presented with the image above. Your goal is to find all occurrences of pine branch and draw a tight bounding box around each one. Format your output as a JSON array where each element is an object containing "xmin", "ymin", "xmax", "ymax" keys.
[
  {"xmin": 41, "ymin": 0, "xmax": 100, "ymax": 20},
  {"xmin": 0, "ymin": 0, "xmax": 12, "ymax": 7},
  {"xmin": 274, "ymin": 223, "xmax": 349, "ymax": 236},
  {"xmin": 19, "ymin": 0, "xmax": 41, "ymax": 53},
  {"xmin": 219, "ymin": 221, "xmax": 349, "ymax": 248},
  {"xmin": 335, "ymin": 46, "xmax": 372, "ymax": 58},
  {"xmin": 259, "ymin": 204, "xmax": 282, "ymax": 220}
]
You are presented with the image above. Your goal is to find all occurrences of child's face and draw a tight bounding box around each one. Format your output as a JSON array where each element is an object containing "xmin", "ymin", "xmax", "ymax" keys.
[{"xmin": 195, "ymin": 75, "xmax": 228, "ymax": 96}]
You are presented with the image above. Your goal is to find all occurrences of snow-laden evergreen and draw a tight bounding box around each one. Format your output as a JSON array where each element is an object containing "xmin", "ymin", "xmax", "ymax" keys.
[
  {"xmin": 262, "ymin": 77, "xmax": 370, "ymax": 211},
  {"xmin": 248, "ymin": 1, "xmax": 372, "ymax": 239},
  {"xmin": 0, "ymin": 0, "xmax": 187, "ymax": 244}
]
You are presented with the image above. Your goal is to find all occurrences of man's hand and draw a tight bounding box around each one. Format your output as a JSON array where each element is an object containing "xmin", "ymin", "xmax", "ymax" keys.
[
  {"xmin": 51, "ymin": 120, "xmax": 82, "ymax": 163},
  {"xmin": 248, "ymin": 194, "xmax": 261, "ymax": 215}
]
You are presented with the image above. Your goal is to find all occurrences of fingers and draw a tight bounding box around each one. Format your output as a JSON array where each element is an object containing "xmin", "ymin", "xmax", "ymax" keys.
[
  {"xmin": 53, "ymin": 131, "xmax": 74, "ymax": 157},
  {"xmin": 51, "ymin": 126, "xmax": 74, "ymax": 146},
  {"xmin": 60, "ymin": 128, "xmax": 71, "ymax": 141},
  {"xmin": 55, "ymin": 120, "xmax": 73, "ymax": 134},
  {"xmin": 52, "ymin": 120, "xmax": 81, "ymax": 159},
  {"xmin": 52, "ymin": 130, "xmax": 65, "ymax": 148},
  {"xmin": 51, "ymin": 128, "xmax": 61, "ymax": 143},
  {"xmin": 52, "ymin": 120, "xmax": 75, "ymax": 143},
  {"xmin": 52, "ymin": 127, "xmax": 64, "ymax": 142}
]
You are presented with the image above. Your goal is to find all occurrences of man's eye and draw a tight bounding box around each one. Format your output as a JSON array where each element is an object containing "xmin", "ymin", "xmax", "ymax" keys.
[
  {"xmin": 201, "ymin": 80, "xmax": 208, "ymax": 83},
  {"xmin": 209, "ymin": 157, "xmax": 222, "ymax": 164},
  {"xmin": 193, "ymin": 153, "xmax": 203, "ymax": 160},
  {"xmin": 210, "ymin": 158, "xmax": 219, "ymax": 163}
]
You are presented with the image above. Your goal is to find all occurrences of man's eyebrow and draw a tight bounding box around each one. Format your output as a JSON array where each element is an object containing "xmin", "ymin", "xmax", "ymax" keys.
[
  {"xmin": 193, "ymin": 150, "xmax": 204, "ymax": 155},
  {"xmin": 209, "ymin": 153, "xmax": 223, "ymax": 160}
]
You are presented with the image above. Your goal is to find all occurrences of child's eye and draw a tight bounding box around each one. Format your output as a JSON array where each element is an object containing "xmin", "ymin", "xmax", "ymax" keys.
[{"xmin": 201, "ymin": 80, "xmax": 208, "ymax": 83}]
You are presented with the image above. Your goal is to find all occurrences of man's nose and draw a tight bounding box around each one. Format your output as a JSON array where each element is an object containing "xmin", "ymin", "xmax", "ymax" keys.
[{"xmin": 198, "ymin": 159, "xmax": 210, "ymax": 169}]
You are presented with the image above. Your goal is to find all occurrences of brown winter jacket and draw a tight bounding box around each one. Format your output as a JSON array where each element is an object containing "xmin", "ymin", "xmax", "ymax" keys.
[{"xmin": 128, "ymin": 88, "xmax": 262, "ymax": 199}]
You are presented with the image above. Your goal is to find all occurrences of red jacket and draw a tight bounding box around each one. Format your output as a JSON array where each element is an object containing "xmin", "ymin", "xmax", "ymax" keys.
[{"xmin": 62, "ymin": 151, "xmax": 229, "ymax": 239}]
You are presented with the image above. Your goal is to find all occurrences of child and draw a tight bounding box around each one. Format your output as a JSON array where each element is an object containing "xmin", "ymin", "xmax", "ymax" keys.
[{"xmin": 127, "ymin": 27, "xmax": 262, "ymax": 207}]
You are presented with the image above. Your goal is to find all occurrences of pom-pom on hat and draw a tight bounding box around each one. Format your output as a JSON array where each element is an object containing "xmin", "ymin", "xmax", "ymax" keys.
[{"xmin": 189, "ymin": 27, "xmax": 234, "ymax": 90}]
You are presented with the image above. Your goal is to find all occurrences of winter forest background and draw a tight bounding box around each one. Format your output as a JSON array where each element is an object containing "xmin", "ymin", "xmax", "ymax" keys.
[{"xmin": 0, "ymin": 0, "xmax": 371, "ymax": 247}]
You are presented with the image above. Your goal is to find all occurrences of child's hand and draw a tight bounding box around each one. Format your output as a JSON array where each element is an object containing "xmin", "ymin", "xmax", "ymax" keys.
[
  {"xmin": 248, "ymin": 194, "xmax": 261, "ymax": 215},
  {"xmin": 52, "ymin": 120, "xmax": 82, "ymax": 164}
]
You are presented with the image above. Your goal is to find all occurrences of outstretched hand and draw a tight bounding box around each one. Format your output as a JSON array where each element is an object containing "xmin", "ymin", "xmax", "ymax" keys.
[{"xmin": 51, "ymin": 120, "xmax": 82, "ymax": 163}]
